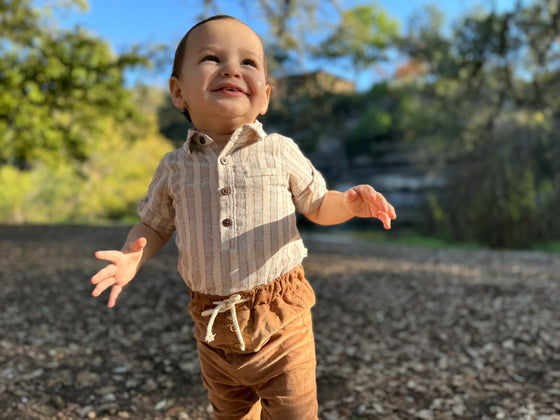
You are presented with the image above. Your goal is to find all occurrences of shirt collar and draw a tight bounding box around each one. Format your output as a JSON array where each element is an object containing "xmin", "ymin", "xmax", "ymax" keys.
[
  {"xmin": 230, "ymin": 121, "xmax": 267, "ymax": 144},
  {"xmin": 183, "ymin": 122, "xmax": 267, "ymax": 155}
]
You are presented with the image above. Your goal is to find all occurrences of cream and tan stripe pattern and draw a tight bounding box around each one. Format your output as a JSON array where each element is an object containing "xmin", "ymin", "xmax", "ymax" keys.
[{"xmin": 138, "ymin": 122, "xmax": 327, "ymax": 296}]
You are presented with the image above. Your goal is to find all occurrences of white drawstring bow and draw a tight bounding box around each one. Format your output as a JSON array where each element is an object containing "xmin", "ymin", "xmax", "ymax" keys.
[{"xmin": 201, "ymin": 294, "xmax": 248, "ymax": 351}]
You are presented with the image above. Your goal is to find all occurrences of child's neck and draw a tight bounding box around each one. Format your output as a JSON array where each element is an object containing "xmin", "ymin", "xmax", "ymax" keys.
[{"xmin": 209, "ymin": 132, "xmax": 231, "ymax": 150}]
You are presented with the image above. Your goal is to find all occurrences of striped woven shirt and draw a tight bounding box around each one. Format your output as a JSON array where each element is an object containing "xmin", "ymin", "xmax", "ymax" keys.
[{"xmin": 138, "ymin": 122, "xmax": 327, "ymax": 296}]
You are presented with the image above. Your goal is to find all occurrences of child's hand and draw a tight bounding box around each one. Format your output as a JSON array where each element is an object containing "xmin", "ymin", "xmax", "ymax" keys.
[
  {"xmin": 344, "ymin": 185, "xmax": 397, "ymax": 229},
  {"xmin": 91, "ymin": 237, "xmax": 147, "ymax": 308}
]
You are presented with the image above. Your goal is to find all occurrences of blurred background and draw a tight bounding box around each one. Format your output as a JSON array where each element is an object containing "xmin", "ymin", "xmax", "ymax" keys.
[{"xmin": 1, "ymin": 0, "xmax": 559, "ymax": 250}]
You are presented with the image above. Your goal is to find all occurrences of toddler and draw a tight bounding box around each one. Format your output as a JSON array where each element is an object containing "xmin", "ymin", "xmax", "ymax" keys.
[{"xmin": 91, "ymin": 15, "xmax": 396, "ymax": 420}]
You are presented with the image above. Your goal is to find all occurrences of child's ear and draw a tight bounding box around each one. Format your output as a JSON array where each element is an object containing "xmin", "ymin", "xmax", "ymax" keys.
[
  {"xmin": 259, "ymin": 84, "xmax": 272, "ymax": 116},
  {"xmin": 169, "ymin": 77, "xmax": 187, "ymax": 110}
]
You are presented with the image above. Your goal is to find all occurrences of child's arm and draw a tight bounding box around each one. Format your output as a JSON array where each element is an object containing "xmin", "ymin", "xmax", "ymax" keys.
[
  {"xmin": 304, "ymin": 185, "xmax": 396, "ymax": 229},
  {"xmin": 91, "ymin": 222, "xmax": 172, "ymax": 308}
]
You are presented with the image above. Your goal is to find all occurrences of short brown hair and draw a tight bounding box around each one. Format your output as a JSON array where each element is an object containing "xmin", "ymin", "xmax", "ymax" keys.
[{"xmin": 171, "ymin": 15, "xmax": 269, "ymax": 122}]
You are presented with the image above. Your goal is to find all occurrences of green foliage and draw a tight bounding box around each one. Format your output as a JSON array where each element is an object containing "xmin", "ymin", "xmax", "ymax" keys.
[
  {"xmin": 395, "ymin": 6, "xmax": 457, "ymax": 78},
  {"xmin": 0, "ymin": 0, "xmax": 149, "ymax": 166},
  {"xmin": 318, "ymin": 4, "xmax": 399, "ymax": 71},
  {"xmin": 345, "ymin": 83, "xmax": 397, "ymax": 159},
  {"xmin": 0, "ymin": 115, "xmax": 174, "ymax": 223},
  {"xmin": 0, "ymin": 164, "xmax": 33, "ymax": 222},
  {"xmin": 446, "ymin": 124, "xmax": 543, "ymax": 248},
  {"xmin": 266, "ymin": 91, "xmax": 348, "ymax": 154},
  {"xmin": 395, "ymin": 0, "xmax": 560, "ymax": 248},
  {"xmin": 158, "ymin": 94, "xmax": 192, "ymax": 148},
  {"xmin": 0, "ymin": 0, "xmax": 174, "ymax": 224},
  {"xmin": 266, "ymin": 78, "xmax": 402, "ymax": 163}
]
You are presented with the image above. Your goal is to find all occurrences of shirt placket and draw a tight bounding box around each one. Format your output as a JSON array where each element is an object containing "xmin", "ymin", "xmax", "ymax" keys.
[{"xmin": 217, "ymin": 150, "xmax": 235, "ymax": 251}]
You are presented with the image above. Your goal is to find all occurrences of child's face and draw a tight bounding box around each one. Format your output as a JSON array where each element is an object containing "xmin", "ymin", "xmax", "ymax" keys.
[{"xmin": 170, "ymin": 19, "xmax": 271, "ymax": 134}]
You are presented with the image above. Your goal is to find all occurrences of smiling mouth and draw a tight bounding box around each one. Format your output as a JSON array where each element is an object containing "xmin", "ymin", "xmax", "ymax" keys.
[{"xmin": 214, "ymin": 86, "xmax": 245, "ymax": 94}]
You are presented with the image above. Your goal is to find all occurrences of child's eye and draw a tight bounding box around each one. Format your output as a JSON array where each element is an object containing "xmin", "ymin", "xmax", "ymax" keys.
[
  {"xmin": 242, "ymin": 59, "xmax": 257, "ymax": 67},
  {"xmin": 202, "ymin": 55, "xmax": 219, "ymax": 63}
]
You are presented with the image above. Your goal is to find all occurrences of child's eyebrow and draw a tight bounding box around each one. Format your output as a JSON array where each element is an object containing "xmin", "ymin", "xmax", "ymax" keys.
[
  {"xmin": 193, "ymin": 45, "xmax": 264, "ymax": 61},
  {"xmin": 194, "ymin": 46, "xmax": 219, "ymax": 56},
  {"xmin": 238, "ymin": 49, "xmax": 266, "ymax": 64}
]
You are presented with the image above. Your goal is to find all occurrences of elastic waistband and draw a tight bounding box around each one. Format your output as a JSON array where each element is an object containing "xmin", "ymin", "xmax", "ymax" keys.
[{"xmin": 190, "ymin": 265, "xmax": 305, "ymax": 310}]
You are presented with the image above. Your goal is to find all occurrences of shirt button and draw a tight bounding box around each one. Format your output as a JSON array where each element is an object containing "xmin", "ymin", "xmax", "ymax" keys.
[
  {"xmin": 220, "ymin": 157, "xmax": 228, "ymax": 165},
  {"xmin": 222, "ymin": 218, "xmax": 232, "ymax": 227},
  {"xmin": 221, "ymin": 187, "xmax": 231, "ymax": 196}
]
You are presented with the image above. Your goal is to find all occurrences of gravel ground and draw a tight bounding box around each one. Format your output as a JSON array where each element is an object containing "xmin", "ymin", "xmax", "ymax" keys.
[{"xmin": 1, "ymin": 224, "xmax": 560, "ymax": 420}]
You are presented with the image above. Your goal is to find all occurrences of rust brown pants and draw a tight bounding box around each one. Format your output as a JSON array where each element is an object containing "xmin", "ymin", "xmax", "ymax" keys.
[{"xmin": 188, "ymin": 265, "xmax": 318, "ymax": 420}]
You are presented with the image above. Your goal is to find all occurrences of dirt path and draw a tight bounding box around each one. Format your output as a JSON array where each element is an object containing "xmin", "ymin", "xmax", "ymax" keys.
[{"xmin": 1, "ymin": 225, "xmax": 560, "ymax": 419}]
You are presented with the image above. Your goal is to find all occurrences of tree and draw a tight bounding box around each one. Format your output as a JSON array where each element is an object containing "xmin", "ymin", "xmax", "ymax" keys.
[
  {"xmin": 317, "ymin": 4, "xmax": 399, "ymax": 74},
  {"xmin": 394, "ymin": 5, "xmax": 456, "ymax": 79},
  {"xmin": 0, "ymin": 0, "xmax": 174, "ymax": 223},
  {"xmin": 0, "ymin": 0, "xmax": 150, "ymax": 166},
  {"xmin": 394, "ymin": 0, "xmax": 560, "ymax": 248}
]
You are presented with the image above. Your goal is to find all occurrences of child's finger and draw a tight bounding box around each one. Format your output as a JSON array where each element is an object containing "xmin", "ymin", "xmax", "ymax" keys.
[
  {"xmin": 91, "ymin": 265, "xmax": 116, "ymax": 284},
  {"xmin": 375, "ymin": 192, "xmax": 391, "ymax": 214},
  {"xmin": 344, "ymin": 188, "xmax": 358, "ymax": 201},
  {"xmin": 374, "ymin": 210, "xmax": 391, "ymax": 229},
  {"xmin": 108, "ymin": 285, "xmax": 123, "ymax": 308},
  {"xmin": 129, "ymin": 237, "xmax": 147, "ymax": 252},
  {"xmin": 91, "ymin": 277, "xmax": 115, "ymax": 297},
  {"xmin": 365, "ymin": 192, "xmax": 379, "ymax": 218},
  {"xmin": 388, "ymin": 203, "xmax": 397, "ymax": 219},
  {"xmin": 95, "ymin": 250, "xmax": 122, "ymax": 262},
  {"xmin": 379, "ymin": 212, "xmax": 392, "ymax": 229}
]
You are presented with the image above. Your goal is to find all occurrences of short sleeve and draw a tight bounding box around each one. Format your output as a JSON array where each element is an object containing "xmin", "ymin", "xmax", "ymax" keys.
[
  {"xmin": 138, "ymin": 157, "xmax": 176, "ymax": 234},
  {"xmin": 282, "ymin": 137, "xmax": 328, "ymax": 214}
]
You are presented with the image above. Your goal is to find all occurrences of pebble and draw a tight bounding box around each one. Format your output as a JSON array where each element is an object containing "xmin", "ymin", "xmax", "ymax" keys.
[{"xmin": 154, "ymin": 399, "xmax": 167, "ymax": 410}]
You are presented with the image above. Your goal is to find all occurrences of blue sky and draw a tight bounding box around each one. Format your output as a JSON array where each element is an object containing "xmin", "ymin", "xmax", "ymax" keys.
[{"xmin": 53, "ymin": 0, "xmax": 524, "ymax": 89}]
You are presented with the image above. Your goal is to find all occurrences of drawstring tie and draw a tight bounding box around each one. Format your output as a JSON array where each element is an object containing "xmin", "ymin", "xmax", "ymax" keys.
[{"xmin": 201, "ymin": 294, "xmax": 248, "ymax": 351}]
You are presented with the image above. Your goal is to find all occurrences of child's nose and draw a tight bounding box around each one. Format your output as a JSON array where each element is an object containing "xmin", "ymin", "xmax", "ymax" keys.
[{"xmin": 220, "ymin": 62, "xmax": 241, "ymax": 78}]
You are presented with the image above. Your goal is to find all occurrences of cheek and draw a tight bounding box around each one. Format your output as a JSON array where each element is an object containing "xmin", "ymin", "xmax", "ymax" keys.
[
  {"xmin": 182, "ymin": 76, "xmax": 206, "ymax": 105},
  {"xmin": 252, "ymin": 77, "xmax": 269, "ymax": 100}
]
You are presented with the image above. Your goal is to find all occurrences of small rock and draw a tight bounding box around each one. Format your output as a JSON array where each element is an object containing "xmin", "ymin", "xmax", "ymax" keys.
[
  {"xmin": 416, "ymin": 409, "xmax": 434, "ymax": 420},
  {"xmin": 112, "ymin": 366, "xmax": 131, "ymax": 374},
  {"xmin": 76, "ymin": 371, "xmax": 99, "ymax": 386},
  {"xmin": 502, "ymin": 339, "xmax": 515, "ymax": 350},
  {"xmin": 96, "ymin": 385, "xmax": 117, "ymax": 395},
  {"xmin": 154, "ymin": 399, "xmax": 167, "ymax": 410},
  {"xmin": 353, "ymin": 404, "xmax": 366, "ymax": 415},
  {"xmin": 79, "ymin": 405, "xmax": 94, "ymax": 418}
]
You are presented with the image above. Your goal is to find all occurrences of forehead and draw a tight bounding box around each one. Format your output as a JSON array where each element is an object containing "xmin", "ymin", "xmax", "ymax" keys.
[{"xmin": 186, "ymin": 19, "xmax": 264, "ymax": 56}]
